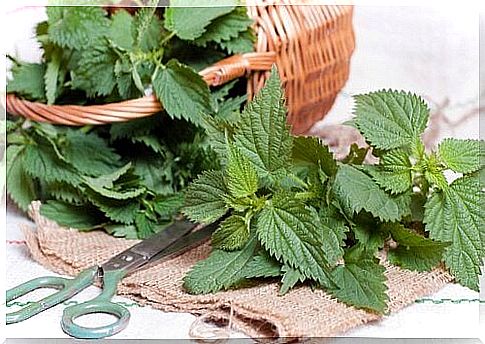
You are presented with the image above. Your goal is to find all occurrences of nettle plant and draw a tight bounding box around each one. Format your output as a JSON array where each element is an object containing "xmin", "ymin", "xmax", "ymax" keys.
[{"xmin": 182, "ymin": 67, "xmax": 484, "ymax": 313}]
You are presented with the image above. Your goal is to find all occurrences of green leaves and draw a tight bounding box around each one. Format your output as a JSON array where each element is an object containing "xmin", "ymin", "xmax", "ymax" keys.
[
  {"xmin": 256, "ymin": 194, "xmax": 334, "ymax": 287},
  {"xmin": 47, "ymin": 7, "xmax": 109, "ymax": 49},
  {"xmin": 109, "ymin": 10, "xmax": 134, "ymax": 50},
  {"xmin": 438, "ymin": 139, "xmax": 483, "ymax": 174},
  {"xmin": 7, "ymin": 63, "xmax": 46, "ymax": 101},
  {"xmin": 44, "ymin": 48, "xmax": 61, "ymax": 104},
  {"xmin": 152, "ymin": 60, "xmax": 212, "ymax": 125},
  {"xmin": 329, "ymin": 252, "xmax": 388, "ymax": 313},
  {"xmin": 292, "ymin": 136, "xmax": 337, "ymax": 176},
  {"xmin": 72, "ymin": 41, "xmax": 118, "ymax": 97},
  {"xmin": 61, "ymin": 130, "xmax": 121, "ymax": 177},
  {"xmin": 369, "ymin": 149, "xmax": 413, "ymax": 194},
  {"xmin": 165, "ymin": 0, "xmax": 236, "ymax": 40},
  {"xmin": 354, "ymin": 90, "xmax": 429, "ymax": 150},
  {"xmin": 234, "ymin": 67, "xmax": 293, "ymax": 183},
  {"xmin": 23, "ymin": 144, "xmax": 81, "ymax": 186},
  {"xmin": 40, "ymin": 201, "xmax": 104, "ymax": 230},
  {"xmin": 184, "ymin": 235, "xmax": 258, "ymax": 294},
  {"xmin": 226, "ymin": 145, "xmax": 258, "ymax": 198},
  {"xmin": 183, "ymin": 170, "xmax": 228, "ymax": 224},
  {"xmin": 212, "ymin": 215, "xmax": 249, "ymax": 250},
  {"xmin": 387, "ymin": 223, "xmax": 449, "ymax": 272},
  {"xmin": 194, "ymin": 7, "xmax": 253, "ymax": 49},
  {"xmin": 132, "ymin": 7, "xmax": 163, "ymax": 52},
  {"xmin": 6, "ymin": 145, "xmax": 37, "ymax": 211},
  {"xmin": 424, "ymin": 174, "xmax": 483, "ymax": 291},
  {"xmin": 333, "ymin": 165, "xmax": 404, "ymax": 221}
]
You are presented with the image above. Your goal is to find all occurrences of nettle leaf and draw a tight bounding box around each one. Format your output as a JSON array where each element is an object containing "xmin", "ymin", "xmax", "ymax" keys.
[
  {"xmin": 109, "ymin": 9, "xmax": 134, "ymax": 51},
  {"xmin": 90, "ymin": 196, "xmax": 140, "ymax": 225},
  {"xmin": 292, "ymin": 136, "xmax": 337, "ymax": 176},
  {"xmin": 133, "ymin": 7, "xmax": 163, "ymax": 52},
  {"xmin": 234, "ymin": 66, "xmax": 293, "ymax": 184},
  {"xmin": 71, "ymin": 41, "xmax": 117, "ymax": 97},
  {"xmin": 47, "ymin": 6, "xmax": 109, "ymax": 49},
  {"xmin": 44, "ymin": 48, "xmax": 61, "ymax": 104},
  {"xmin": 165, "ymin": 0, "xmax": 235, "ymax": 40},
  {"xmin": 279, "ymin": 265, "xmax": 305, "ymax": 295},
  {"xmin": 387, "ymin": 223, "xmax": 449, "ymax": 272},
  {"xmin": 354, "ymin": 90, "xmax": 429, "ymax": 150},
  {"xmin": 23, "ymin": 144, "xmax": 81, "ymax": 186},
  {"xmin": 6, "ymin": 145, "xmax": 37, "ymax": 211},
  {"xmin": 438, "ymin": 138, "xmax": 483, "ymax": 174},
  {"xmin": 256, "ymin": 193, "xmax": 334, "ymax": 287},
  {"xmin": 152, "ymin": 59, "xmax": 212, "ymax": 125},
  {"xmin": 226, "ymin": 145, "xmax": 259, "ymax": 198},
  {"xmin": 184, "ymin": 235, "xmax": 258, "ymax": 294},
  {"xmin": 369, "ymin": 148, "xmax": 413, "ymax": 194},
  {"xmin": 40, "ymin": 200, "xmax": 104, "ymax": 230},
  {"xmin": 200, "ymin": 116, "xmax": 233, "ymax": 165},
  {"xmin": 219, "ymin": 29, "xmax": 255, "ymax": 54},
  {"xmin": 133, "ymin": 155, "xmax": 174, "ymax": 195},
  {"xmin": 240, "ymin": 252, "xmax": 282, "ymax": 279},
  {"xmin": 84, "ymin": 163, "xmax": 145, "ymax": 200},
  {"xmin": 153, "ymin": 193, "xmax": 185, "ymax": 218},
  {"xmin": 212, "ymin": 215, "xmax": 250, "ymax": 251},
  {"xmin": 329, "ymin": 252, "xmax": 388, "ymax": 313},
  {"xmin": 83, "ymin": 163, "xmax": 131, "ymax": 189},
  {"xmin": 105, "ymin": 224, "xmax": 139, "ymax": 240},
  {"xmin": 183, "ymin": 170, "xmax": 229, "ymax": 224},
  {"xmin": 45, "ymin": 182, "xmax": 85, "ymax": 205},
  {"xmin": 7, "ymin": 63, "xmax": 46, "ymax": 101},
  {"xmin": 424, "ymin": 154, "xmax": 448, "ymax": 190},
  {"xmin": 333, "ymin": 165, "xmax": 405, "ymax": 221},
  {"xmin": 352, "ymin": 221, "xmax": 387, "ymax": 254},
  {"xmin": 135, "ymin": 212, "xmax": 157, "ymax": 239},
  {"xmin": 194, "ymin": 7, "xmax": 253, "ymax": 47},
  {"xmin": 130, "ymin": 134, "xmax": 167, "ymax": 156},
  {"xmin": 62, "ymin": 130, "xmax": 121, "ymax": 177},
  {"xmin": 318, "ymin": 207, "xmax": 348, "ymax": 266},
  {"xmin": 424, "ymin": 174, "xmax": 483, "ymax": 291}
]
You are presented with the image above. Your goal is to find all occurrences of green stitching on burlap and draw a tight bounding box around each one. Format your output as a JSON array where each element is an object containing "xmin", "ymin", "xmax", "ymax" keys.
[
  {"xmin": 6, "ymin": 300, "xmax": 141, "ymax": 308},
  {"xmin": 415, "ymin": 298, "xmax": 484, "ymax": 304}
]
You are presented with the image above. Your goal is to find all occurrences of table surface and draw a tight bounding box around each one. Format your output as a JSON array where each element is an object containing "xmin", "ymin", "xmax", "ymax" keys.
[{"xmin": 2, "ymin": 4, "xmax": 484, "ymax": 342}]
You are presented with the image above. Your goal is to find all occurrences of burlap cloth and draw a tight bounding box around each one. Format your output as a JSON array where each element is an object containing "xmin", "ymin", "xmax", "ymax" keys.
[{"xmin": 19, "ymin": 201, "xmax": 454, "ymax": 339}]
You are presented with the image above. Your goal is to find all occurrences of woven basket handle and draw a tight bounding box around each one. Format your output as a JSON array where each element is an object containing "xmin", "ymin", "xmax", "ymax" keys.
[
  {"xmin": 200, "ymin": 52, "xmax": 276, "ymax": 86},
  {"xmin": 5, "ymin": 52, "xmax": 276, "ymax": 126}
]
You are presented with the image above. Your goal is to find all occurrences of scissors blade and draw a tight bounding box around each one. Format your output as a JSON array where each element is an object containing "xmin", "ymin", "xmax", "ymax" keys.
[
  {"xmin": 147, "ymin": 220, "xmax": 219, "ymax": 263},
  {"xmin": 101, "ymin": 218, "xmax": 223, "ymax": 274},
  {"xmin": 101, "ymin": 219, "xmax": 198, "ymax": 272}
]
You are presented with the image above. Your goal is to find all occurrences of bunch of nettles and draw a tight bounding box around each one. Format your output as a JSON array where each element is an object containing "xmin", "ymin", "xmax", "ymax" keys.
[
  {"xmin": 6, "ymin": 3, "xmax": 254, "ymax": 239},
  {"xmin": 182, "ymin": 67, "xmax": 484, "ymax": 313}
]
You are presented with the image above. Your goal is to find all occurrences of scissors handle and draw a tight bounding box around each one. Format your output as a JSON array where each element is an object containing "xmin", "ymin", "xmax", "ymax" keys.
[
  {"xmin": 61, "ymin": 268, "xmax": 129, "ymax": 339},
  {"xmin": 6, "ymin": 266, "xmax": 98, "ymax": 324}
]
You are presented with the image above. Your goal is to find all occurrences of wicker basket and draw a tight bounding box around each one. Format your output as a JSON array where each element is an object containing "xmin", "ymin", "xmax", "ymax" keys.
[{"xmin": 6, "ymin": 2, "xmax": 355, "ymax": 134}]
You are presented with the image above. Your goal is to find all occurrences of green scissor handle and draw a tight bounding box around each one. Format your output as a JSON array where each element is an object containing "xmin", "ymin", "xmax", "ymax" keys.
[
  {"xmin": 6, "ymin": 266, "xmax": 98, "ymax": 324},
  {"xmin": 61, "ymin": 268, "xmax": 129, "ymax": 339}
]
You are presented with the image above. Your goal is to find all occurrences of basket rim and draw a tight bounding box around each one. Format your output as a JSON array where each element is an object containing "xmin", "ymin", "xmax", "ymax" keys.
[{"xmin": 6, "ymin": 52, "xmax": 277, "ymax": 125}]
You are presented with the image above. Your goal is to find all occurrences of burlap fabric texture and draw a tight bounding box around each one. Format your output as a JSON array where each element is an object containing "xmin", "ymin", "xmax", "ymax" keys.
[{"xmin": 21, "ymin": 201, "xmax": 453, "ymax": 339}]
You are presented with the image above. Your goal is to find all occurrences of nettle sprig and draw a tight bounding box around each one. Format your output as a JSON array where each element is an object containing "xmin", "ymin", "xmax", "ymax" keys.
[
  {"xmin": 182, "ymin": 67, "xmax": 484, "ymax": 313},
  {"xmin": 8, "ymin": 3, "xmax": 254, "ymax": 121},
  {"xmin": 6, "ymin": 3, "xmax": 254, "ymax": 239}
]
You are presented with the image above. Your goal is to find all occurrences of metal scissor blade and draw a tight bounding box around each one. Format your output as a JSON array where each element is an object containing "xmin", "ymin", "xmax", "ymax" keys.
[
  {"xmin": 147, "ymin": 220, "xmax": 219, "ymax": 264},
  {"xmin": 101, "ymin": 219, "xmax": 197, "ymax": 272}
]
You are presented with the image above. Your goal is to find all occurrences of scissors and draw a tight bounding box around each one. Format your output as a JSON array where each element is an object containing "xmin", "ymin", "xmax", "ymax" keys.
[{"xmin": 6, "ymin": 219, "xmax": 220, "ymax": 339}]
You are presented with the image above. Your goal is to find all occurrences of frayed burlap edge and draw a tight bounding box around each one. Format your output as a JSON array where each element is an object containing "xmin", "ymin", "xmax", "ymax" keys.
[{"xmin": 20, "ymin": 201, "xmax": 454, "ymax": 339}]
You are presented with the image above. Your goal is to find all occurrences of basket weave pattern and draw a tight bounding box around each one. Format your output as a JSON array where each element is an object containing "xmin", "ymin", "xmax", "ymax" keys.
[{"xmin": 6, "ymin": 3, "xmax": 355, "ymax": 134}]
